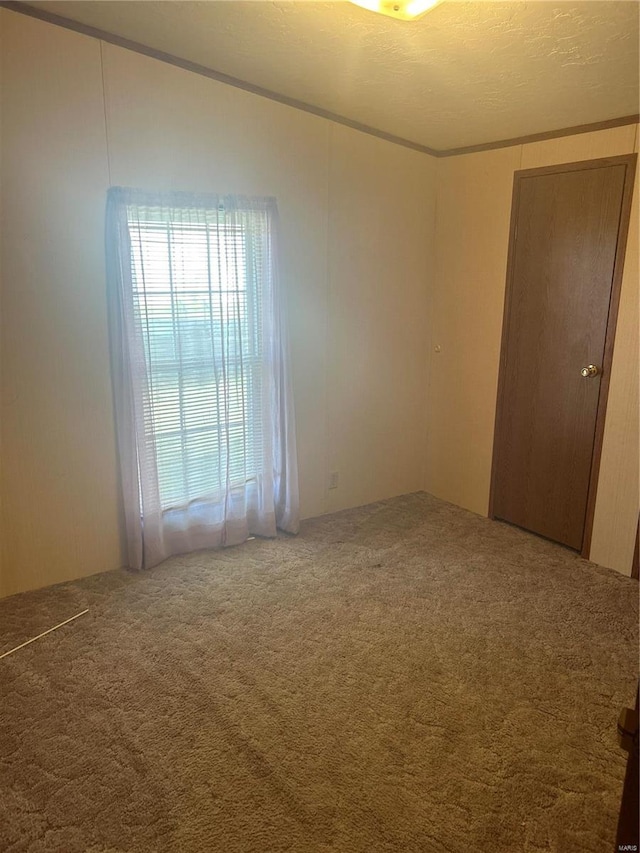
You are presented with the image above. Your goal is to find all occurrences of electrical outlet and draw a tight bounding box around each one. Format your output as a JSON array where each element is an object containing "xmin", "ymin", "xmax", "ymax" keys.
[{"xmin": 328, "ymin": 471, "xmax": 339, "ymax": 490}]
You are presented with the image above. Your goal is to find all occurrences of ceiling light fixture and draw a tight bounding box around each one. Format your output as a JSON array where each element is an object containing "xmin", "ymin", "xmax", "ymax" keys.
[{"xmin": 348, "ymin": 0, "xmax": 442, "ymax": 22}]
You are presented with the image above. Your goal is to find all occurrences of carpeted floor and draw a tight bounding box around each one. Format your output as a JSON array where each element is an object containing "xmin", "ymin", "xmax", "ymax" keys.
[{"xmin": 0, "ymin": 492, "xmax": 637, "ymax": 853}]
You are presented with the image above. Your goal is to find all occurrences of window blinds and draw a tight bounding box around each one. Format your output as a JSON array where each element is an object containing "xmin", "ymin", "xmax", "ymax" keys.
[{"xmin": 127, "ymin": 205, "xmax": 264, "ymax": 511}]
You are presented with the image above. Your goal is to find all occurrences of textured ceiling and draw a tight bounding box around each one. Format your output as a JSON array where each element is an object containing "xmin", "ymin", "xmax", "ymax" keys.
[{"xmin": 25, "ymin": 1, "xmax": 640, "ymax": 151}]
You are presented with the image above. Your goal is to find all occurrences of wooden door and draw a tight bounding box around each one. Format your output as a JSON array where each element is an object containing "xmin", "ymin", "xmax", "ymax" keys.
[
  {"xmin": 491, "ymin": 156, "xmax": 636, "ymax": 552},
  {"xmin": 615, "ymin": 685, "xmax": 639, "ymax": 851}
]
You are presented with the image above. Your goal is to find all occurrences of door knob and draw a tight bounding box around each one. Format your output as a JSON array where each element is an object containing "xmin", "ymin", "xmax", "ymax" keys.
[{"xmin": 581, "ymin": 364, "xmax": 600, "ymax": 378}]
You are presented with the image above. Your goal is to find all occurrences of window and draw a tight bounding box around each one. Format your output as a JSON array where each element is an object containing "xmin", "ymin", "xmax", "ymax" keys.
[
  {"xmin": 128, "ymin": 210, "xmax": 262, "ymax": 510},
  {"xmin": 106, "ymin": 189, "xmax": 298, "ymax": 570}
]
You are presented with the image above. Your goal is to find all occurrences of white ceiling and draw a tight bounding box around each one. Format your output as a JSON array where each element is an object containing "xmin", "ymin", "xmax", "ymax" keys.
[{"xmin": 27, "ymin": 1, "xmax": 640, "ymax": 151}]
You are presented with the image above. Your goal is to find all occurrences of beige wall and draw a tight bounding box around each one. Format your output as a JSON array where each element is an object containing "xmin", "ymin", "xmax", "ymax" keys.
[
  {"xmin": 426, "ymin": 125, "xmax": 639, "ymax": 575},
  {"xmin": 425, "ymin": 145, "xmax": 522, "ymax": 516},
  {"xmin": 0, "ymin": 10, "xmax": 435, "ymax": 597},
  {"xmin": 326, "ymin": 123, "xmax": 434, "ymax": 513},
  {"xmin": 1, "ymin": 16, "xmax": 123, "ymax": 599}
]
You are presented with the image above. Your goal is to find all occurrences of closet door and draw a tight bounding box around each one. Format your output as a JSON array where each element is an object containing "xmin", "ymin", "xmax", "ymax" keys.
[{"xmin": 491, "ymin": 155, "xmax": 636, "ymax": 551}]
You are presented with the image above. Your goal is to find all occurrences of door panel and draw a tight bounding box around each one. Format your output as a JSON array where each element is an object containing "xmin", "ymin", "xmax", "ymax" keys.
[{"xmin": 492, "ymin": 163, "xmax": 627, "ymax": 550}]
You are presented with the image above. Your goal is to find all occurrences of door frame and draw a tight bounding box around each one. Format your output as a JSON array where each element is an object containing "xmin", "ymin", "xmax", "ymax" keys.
[{"xmin": 489, "ymin": 153, "xmax": 638, "ymax": 559}]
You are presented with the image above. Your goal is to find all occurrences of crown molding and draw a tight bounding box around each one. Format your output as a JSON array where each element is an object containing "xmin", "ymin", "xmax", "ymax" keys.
[{"xmin": 440, "ymin": 115, "xmax": 640, "ymax": 157}]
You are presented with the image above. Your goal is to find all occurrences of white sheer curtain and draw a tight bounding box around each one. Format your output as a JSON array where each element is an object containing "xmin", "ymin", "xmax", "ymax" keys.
[{"xmin": 106, "ymin": 187, "xmax": 299, "ymax": 570}]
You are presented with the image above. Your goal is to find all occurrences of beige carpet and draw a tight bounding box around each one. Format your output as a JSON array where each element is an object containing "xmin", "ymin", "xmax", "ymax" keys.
[{"xmin": 0, "ymin": 492, "xmax": 637, "ymax": 853}]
